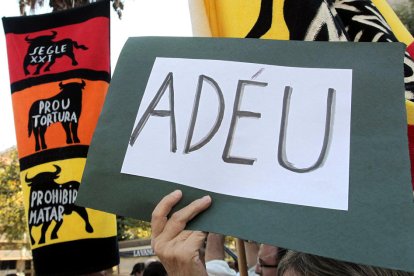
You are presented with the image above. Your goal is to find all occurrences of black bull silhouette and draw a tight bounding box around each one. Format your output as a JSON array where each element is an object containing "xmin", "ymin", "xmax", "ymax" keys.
[
  {"xmin": 23, "ymin": 31, "xmax": 88, "ymax": 75},
  {"xmin": 25, "ymin": 165, "xmax": 93, "ymax": 245},
  {"xmin": 28, "ymin": 80, "xmax": 85, "ymax": 152}
]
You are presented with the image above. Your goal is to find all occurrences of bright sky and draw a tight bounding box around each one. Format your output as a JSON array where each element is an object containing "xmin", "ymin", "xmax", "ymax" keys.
[{"xmin": 0, "ymin": 0, "xmax": 192, "ymax": 151}]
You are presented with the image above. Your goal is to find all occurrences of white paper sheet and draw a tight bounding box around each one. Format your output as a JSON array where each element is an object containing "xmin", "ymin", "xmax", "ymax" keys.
[{"xmin": 122, "ymin": 57, "xmax": 352, "ymax": 210}]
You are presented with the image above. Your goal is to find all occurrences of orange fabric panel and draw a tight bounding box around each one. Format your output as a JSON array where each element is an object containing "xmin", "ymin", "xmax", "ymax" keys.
[{"xmin": 11, "ymin": 79, "xmax": 108, "ymax": 158}]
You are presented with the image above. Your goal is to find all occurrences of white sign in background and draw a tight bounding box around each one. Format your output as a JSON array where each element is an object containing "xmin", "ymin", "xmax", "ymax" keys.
[{"xmin": 122, "ymin": 58, "xmax": 352, "ymax": 210}]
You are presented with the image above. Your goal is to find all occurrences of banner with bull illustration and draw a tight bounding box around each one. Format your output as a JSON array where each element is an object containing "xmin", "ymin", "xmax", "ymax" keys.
[{"xmin": 2, "ymin": 1, "xmax": 119, "ymax": 275}]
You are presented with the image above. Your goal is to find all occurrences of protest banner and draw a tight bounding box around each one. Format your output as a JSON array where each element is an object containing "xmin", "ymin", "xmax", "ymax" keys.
[
  {"xmin": 2, "ymin": 1, "xmax": 119, "ymax": 275},
  {"xmin": 77, "ymin": 36, "xmax": 414, "ymax": 272},
  {"xmin": 188, "ymin": 0, "xmax": 414, "ymax": 190}
]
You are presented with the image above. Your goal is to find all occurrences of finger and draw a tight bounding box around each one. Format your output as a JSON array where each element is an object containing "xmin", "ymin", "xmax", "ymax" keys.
[
  {"xmin": 160, "ymin": 195, "xmax": 211, "ymax": 241},
  {"xmin": 151, "ymin": 190, "xmax": 183, "ymax": 239},
  {"xmin": 184, "ymin": 230, "xmax": 208, "ymax": 252},
  {"xmin": 175, "ymin": 231, "xmax": 207, "ymax": 263},
  {"xmin": 183, "ymin": 231, "xmax": 209, "ymax": 269}
]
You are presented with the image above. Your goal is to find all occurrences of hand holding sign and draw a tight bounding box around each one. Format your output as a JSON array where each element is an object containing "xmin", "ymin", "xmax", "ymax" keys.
[
  {"xmin": 77, "ymin": 37, "xmax": 414, "ymax": 272},
  {"xmin": 151, "ymin": 190, "xmax": 211, "ymax": 276}
]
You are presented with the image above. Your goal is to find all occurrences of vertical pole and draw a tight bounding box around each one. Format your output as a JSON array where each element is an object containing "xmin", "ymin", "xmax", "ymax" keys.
[{"xmin": 236, "ymin": 238, "xmax": 248, "ymax": 276}]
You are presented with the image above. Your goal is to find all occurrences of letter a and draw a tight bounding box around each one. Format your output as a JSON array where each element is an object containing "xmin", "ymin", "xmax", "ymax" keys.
[
  {"xmin": 129, "ymin": 72, "xmax": 177, "ymax": 152},
  {"xmin": 278, "ymin": 86, "xmax": 336, "ymax": 173},
  {"xmin": 184, "ymin": 75, "xmax": 225, "ymax": 153}
]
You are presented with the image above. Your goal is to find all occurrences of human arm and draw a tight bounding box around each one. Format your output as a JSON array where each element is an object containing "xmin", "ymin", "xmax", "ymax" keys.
[{"xmin": 205, "ymin": 233, "xmax": 226, "ymax": 262}]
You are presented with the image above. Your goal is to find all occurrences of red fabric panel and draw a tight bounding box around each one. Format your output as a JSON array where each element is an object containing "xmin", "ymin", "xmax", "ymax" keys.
[
  {"xmin": 5, "ymin": 17, "xmax": 109, "ymax": 83},
  {"xmin": 407, "ymin": 41, "xmax": 414, "ymax": 58}
]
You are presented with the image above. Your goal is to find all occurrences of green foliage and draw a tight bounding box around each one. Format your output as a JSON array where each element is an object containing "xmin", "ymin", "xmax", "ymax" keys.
[
  {"xmin": 0, "ymin": 147, "xmax": 27, "ymax": 243},
  {"xmin": 117, "ymin": 216, "xmax": 151, "ymax": 241},
  {"xmin": 394, "ymin": 0, "xmax": 414, "ymax": 35}
]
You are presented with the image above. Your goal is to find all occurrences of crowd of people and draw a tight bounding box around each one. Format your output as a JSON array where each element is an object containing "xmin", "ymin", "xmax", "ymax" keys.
[
  {"xmin": 130, "ymin": 260, "xmax": 167, "ymax": 276},
  {"xmin": 148, "ymin": 190, "xmax": 414, "ymax": 276}
]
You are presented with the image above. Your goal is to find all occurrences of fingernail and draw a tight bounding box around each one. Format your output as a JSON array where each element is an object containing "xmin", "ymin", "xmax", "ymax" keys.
[
  {"xmin": 171, "ymin": 190, "xmax": 182, "ymax": 197},
  {"xmin": 202, "ymin": 195, "xmax": 212, "ymax": 203}
]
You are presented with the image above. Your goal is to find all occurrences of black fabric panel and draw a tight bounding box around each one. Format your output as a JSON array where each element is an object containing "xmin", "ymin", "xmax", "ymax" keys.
[
  {"xmin": 284, "ymin": 0, "xmax": 322, "ymax": 40},
  {"xmin": 10, "ymin": 69, "xmax": 110, "ymax": 93},
  {"xmin": 315, "ymin": 24, "xmax": 329, "ymax": 41},
  {"xmin": 2, "ymin": 0, "xmax": 109, "ymax": 34},
  {"xmin": 19, "ymin": 145, "xmax": 89, "ymax": 170},
  {"xmin": 32, "ymin": 236, "xmax": 119, "ymax": 276},
  {"xmin": 246, "ymin": 0, "xmax": 274, "ymax": 38}
]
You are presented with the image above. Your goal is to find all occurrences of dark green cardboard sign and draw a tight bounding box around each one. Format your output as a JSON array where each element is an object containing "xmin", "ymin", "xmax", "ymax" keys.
[{"xmin": 77, "ymin": 37, "xmax": 414, "ymax": 271}]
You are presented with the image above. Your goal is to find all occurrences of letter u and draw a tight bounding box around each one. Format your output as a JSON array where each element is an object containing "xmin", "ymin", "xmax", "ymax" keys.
[
  {"xmin": 61, "ymin": 98, "xmax": 70, "ymax": 110},
  {"xmin": 278, "ymin": 86, "xmax": 336, "ymax": 173}
]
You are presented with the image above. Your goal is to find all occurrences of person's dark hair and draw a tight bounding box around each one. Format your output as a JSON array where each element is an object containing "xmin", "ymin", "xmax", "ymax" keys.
[
  {"xmin": 277, "ymin": 247, "xmax": 287, "ymax": 262},
  {"xmin": 143, "ymin": 261, "xmax": 167, "ymax": 276},
  {"xmin": 277, "ymin": 251, "xmax": 414, "ymax": 276},
  {"xmin": 130, "ymin": 262, "xmax": 145, "ymax": 275}
]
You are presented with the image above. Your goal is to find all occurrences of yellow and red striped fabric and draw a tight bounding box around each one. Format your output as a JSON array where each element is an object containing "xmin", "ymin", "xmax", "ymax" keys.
[
  {"xmin": 189, "ymin": 0, "xmax": 414, "ymax": 189},
  {"xmin": 2, "ymin": 1, "xmax": 119, "ymax": 275}
]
